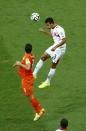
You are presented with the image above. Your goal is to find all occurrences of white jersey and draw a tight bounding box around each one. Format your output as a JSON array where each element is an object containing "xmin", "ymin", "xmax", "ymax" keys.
[
  {"xmin": 51, "ymin": 25, "xmax": 66, "ymax": 45},
  {"xmin": 45, "ymin": 25, "xmax": 66, "ymax": 63},
  {"xmin": 56, "ymin": 129, "xmax": 62, "ymax": 131},
  {"xmin": 56, "ymin": 129, "xmax": 66, "ymax": 131}
]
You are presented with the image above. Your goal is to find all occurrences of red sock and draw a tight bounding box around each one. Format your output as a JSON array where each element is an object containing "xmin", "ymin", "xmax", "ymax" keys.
[{"xmin": 31, "ymin": 97, "xmax": 42, "ymax": 113}]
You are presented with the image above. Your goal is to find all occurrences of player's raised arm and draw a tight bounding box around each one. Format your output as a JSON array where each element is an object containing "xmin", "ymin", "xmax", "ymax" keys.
[
  {"xmin": 13, "ymin": 59, "xmax": 30, "ymax": 70},
  {"xmin": 39, "ymin": 27, "xmax": 52, "ymax": 36}
]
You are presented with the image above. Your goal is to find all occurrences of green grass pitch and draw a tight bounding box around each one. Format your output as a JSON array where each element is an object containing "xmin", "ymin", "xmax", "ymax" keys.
[{"xmin": 0, "ymin": 0, "xmax": 86, "ymax": 130}]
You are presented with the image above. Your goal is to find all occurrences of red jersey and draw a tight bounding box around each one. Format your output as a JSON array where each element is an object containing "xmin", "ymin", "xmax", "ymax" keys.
[{"xmin": 18, "ymin": 53, "xmax": 34, "ymax": 79}]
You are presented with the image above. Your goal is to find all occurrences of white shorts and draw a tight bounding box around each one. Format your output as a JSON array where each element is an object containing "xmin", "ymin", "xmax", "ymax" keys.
[{"xmin": 45, "ymin": 43, "xmax": 66, "ymax": 63}]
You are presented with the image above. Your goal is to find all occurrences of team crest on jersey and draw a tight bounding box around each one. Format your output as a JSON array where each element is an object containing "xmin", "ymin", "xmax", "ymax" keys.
[{"xmin": 60, "ymin": 32, "xmax": 64, "ymax": 37}]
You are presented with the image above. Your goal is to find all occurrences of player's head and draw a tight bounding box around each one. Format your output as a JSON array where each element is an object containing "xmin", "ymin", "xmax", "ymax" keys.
[
  {"xmin": 45, "ymin": 17, "xmax": 54, "ymax": 29},
  {"xmin": 60, "ymin": 118, "xmax": 68, "ymax": 129},
  {"xmin": 25, "ymin": 43, "xmax": 32, "ymax": 53}
]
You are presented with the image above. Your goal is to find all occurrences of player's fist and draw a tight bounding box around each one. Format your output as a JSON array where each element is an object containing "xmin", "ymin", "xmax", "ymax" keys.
[
  {"xmin": 13, "ymin": 61, "xmax": 21, "ymax": 67},
  {"xmin": 39, "ymin": 28, "xmax": 45, "ymax": 32},
  {"xmin": 16, "ymin": 61, "xmax": 21, "ymax": 66}
]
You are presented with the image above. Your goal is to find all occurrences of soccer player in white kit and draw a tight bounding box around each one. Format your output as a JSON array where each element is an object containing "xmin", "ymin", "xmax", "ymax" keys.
[
  {"xmin": 55, "ymin": 118, "xmax": 68, "ymax": 131},
  {"xmin": 33, "ymin": 17, "xmax": 66, "ymax": 88}
]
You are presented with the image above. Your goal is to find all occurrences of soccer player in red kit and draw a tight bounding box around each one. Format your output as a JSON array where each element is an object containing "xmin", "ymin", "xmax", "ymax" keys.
[{"xmin": 13, "ymin": 43, "xmax": 45, "ymax": 121}]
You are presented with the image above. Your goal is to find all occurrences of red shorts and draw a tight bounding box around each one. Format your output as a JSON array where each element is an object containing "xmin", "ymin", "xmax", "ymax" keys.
[{"xmin": 22, "ymin": 77, "xmax": 34, "ymax": 96}]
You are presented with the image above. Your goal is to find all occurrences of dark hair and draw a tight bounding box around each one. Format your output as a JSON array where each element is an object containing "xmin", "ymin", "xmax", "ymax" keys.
[
  {"xmin": 45, "ymin": 17, "xmax": 54, "ymax": 24},
  {"xmin": 60, "ymin": 118, "xmax": 68, "ymax": 129},
  {"xmin": 25, "ymin": 43, "xmax": 32, "ymax": 53}
]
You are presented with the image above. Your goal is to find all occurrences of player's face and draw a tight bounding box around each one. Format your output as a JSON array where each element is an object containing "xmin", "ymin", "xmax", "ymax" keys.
[{"xmin": 46, "ymin": 23, "xmax": 53, "ymax": 29}]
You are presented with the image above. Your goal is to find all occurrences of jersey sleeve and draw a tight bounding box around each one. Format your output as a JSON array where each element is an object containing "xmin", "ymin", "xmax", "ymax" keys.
[
  {"xmin": 55, "ymin": 129, "xmax": 61, "ymax": 131},
  {"xmin": 25, "ymin": 58, "xmax": 31, "ymax": 65}
]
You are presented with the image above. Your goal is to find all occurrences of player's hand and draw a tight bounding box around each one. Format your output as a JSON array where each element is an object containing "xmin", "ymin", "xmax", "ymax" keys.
[
  {"xmin": 13, "ymin": 61, "xmax": 21, "ymax": 67},
  {"xmin": 15, "ymin": 61, "xmax": 21, "ymax": 66},
  {"xmin": 39, "ymin": 28, "xmax": 45, "ymax": 32},
  {"xmin": 51, "ymin": 47, "xmax": 56, "ymax": 51}
]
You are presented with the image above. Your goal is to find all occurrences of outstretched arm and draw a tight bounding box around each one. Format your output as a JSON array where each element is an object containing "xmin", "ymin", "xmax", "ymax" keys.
[
  {"xmin": 13, "ymin": 59, "xmax": 30, "ymax": 70},
  {"xmin": 39, "ymin": 27, "xmax": 52, "ymax": 36}
]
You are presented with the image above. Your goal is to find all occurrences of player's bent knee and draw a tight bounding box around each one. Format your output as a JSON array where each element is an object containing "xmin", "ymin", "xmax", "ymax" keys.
[
  {"xmin": 51, "ymin": 64, "xmax": 57, "ymax": 68},
  {"xmin": 51, "ymin": 60, "xmax": 60, "ymax": 68},
  {"xmin": 41, "ymin": 56, "xmax": 46, "ymax": 61},
  {"xmin": 41, "ymin": 53, "xmax": 49, "ymax": 61},
  {"xmin": 29, "ymin": 94, "xmax": 34, "ymax": 100}
]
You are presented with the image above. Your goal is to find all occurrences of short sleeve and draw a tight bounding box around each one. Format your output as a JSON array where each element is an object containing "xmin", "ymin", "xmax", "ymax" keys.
[{"xmin": 25, "ymin": 58, "xmax": 30, "ymax": 65}]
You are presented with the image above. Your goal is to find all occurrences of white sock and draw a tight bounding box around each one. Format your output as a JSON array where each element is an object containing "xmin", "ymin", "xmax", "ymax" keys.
[
  {"xmin": 45, "ymin": 68, "xmax": 56, "ymax": 83},
  {"xmin": 33, "ymin": 59, "xmax": 44, "ymax": 75}
]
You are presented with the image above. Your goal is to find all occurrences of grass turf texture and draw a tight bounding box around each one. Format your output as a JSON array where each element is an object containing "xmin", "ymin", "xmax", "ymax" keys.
[{"xmin": 0, "ymin": 0, "xmax": 86, "ymax": 130}]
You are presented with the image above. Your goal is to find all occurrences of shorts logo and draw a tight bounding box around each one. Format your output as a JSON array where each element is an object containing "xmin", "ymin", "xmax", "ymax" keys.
[{"xmin": 52, "ymin": 54, "xmax": 56, "ymax": 60}]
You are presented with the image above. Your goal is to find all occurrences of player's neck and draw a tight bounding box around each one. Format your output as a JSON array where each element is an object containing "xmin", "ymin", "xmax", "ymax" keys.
[
  {"xmin": 25, "ymin": 53, "xmax": 31, "ymax": 55},
  {"xmin": 61, "ymin": 128, "xmax": 66, "ymax": 131},
  {"xmin": 52, "ymin": 23, "xmax": 58, "ymax": 29}
]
